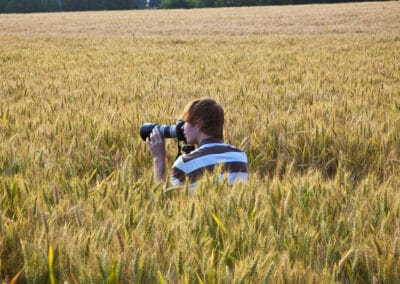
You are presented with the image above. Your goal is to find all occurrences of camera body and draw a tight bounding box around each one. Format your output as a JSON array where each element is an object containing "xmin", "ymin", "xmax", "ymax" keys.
[{"xmin": 140, "ymin": 119, "xmax": 186, "ymax": 142}]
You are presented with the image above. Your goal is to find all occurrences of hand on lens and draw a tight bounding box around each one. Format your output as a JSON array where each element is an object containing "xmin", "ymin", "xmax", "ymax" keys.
[{"xmin": 146, "ymin": 127, "xmax": 166, "ymax": 160}]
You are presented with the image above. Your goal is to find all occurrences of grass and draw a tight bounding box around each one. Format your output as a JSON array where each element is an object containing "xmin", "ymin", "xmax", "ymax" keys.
[{"xmin": 1, "ymin": 1, "xmax": 400, "ymax": 282}]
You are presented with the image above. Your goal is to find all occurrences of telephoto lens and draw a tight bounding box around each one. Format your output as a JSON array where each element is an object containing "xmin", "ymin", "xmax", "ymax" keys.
[
  {"xmin": 140, "ymin": 123, "xmax": 177, "ymax": 141},
  {"xmin": 140, "ymin": 119, "xmax": 186, "ymax": 142}
]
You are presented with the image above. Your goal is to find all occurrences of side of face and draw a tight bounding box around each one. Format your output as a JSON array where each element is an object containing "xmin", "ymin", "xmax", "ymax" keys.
[{"xmin": 183, "ymin": 121, "xmax": 200, "ymax": 145}]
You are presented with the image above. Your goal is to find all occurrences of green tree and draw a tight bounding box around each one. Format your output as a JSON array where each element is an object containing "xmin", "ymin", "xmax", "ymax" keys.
[
  {"xmin": 149, "ymin": 0, "xmax": 161, "ymax": 8},
  {"xmin": 160, "ymin": 0, "xmax": 190, "ymax": 9},
  {"xmin": 188, "ymin": 0, "xmax": 215, "ymax": 7}
]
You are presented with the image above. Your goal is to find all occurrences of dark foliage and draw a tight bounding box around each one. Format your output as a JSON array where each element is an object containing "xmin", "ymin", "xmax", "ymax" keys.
[{"xmin": 0, "ymin": 0, "xmax": 381, "ymax": 13}]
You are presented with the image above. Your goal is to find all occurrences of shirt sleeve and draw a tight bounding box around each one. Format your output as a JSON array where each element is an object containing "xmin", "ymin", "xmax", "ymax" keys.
[{"xmin": 170, "ymin": 156, "xmax": 186, "ymax": 186}]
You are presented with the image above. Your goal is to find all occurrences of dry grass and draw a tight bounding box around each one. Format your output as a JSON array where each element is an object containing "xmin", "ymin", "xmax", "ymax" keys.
[
  {"xmin": 0, "ymin": 1, "xmax": 399, "ymax": 37},
  {"xmin": 0, "ymin": 1, "xmax": 400, "ymax": 283}
]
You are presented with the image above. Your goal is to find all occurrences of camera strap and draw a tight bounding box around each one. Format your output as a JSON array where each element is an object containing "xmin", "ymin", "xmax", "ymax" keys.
[
  {"xmin": 176, "ymin": 142, "xmax": 195, "ymax": 159},
  {"xmin": 176, "ymin": 143, "xmax": 183, "ymax": 160}
]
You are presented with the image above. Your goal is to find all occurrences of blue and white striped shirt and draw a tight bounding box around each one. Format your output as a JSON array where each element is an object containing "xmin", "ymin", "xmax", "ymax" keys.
[{"xmin": 171, "ymin": 138, "xmax": 248, "ymax": 188}]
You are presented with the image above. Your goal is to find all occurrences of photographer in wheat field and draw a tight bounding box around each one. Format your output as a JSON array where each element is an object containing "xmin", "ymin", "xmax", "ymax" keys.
[{"xmin": 146, "ymin": 98, "xmax": 248, "ymax": 189}]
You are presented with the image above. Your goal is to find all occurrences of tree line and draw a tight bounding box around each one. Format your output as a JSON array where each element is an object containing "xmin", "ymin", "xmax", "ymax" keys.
[
  {"xmin": 0, "ymin": 0, "xmax": 377, "ymax": 13},
  {"xmin": 0, "ymin": 0, "xmax": 147, "ymax": 12}
]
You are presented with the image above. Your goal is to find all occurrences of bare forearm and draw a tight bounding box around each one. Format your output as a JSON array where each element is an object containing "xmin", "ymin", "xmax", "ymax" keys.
[
  {"xmin": 146, "ymin": 127, "xmax": 167, "ymax": 183},
  {"xmin": 153, "ymin": 157, "xmax": 166, "ymax": 182}
]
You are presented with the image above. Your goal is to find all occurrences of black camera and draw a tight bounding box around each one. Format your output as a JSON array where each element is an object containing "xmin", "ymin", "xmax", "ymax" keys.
[{"xmin": 140, "ymin": 119, "xmax": 186, "ymax": 142}]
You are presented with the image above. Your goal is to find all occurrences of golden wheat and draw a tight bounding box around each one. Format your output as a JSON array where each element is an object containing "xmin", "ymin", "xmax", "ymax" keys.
[{"xmin": 0, "ymin": 1, "xmax": 400, "ymax": 283}]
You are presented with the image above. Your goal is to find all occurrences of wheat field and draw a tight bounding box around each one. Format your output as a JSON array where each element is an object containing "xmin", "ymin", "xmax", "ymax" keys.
[{"xmin": 1, "ymin": 1, "xmax": 400, "ymax": 283}]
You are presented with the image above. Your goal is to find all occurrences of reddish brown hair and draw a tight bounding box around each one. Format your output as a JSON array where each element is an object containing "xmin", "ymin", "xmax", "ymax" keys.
[{"xmin": 182, "ymin": 98, "xmax": 224, "ymax": 139}]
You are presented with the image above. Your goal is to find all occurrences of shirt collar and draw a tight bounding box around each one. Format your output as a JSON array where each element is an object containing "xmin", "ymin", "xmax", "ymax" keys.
[{"xmin": 199, "ymin": 137, "xmax": 223, "ymax": 147}]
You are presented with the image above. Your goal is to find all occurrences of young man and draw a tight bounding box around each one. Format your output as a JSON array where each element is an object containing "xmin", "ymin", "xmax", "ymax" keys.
[{"xmin": 146, "ymin": 98, "xmax": 248, "ymax": 188}]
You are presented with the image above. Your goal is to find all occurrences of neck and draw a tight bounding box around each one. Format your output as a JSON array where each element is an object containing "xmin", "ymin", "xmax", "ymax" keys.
[{"xmin": 197, "ymin": 133, "xmax": 213, "ymax": 145}]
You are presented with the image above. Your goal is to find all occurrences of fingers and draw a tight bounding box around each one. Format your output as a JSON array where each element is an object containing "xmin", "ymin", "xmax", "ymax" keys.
[
  {"xmin": 146, "ymin": 128, "xmax": 166, "ymax": 159},
  {"xmin": 148, "ymin": 127, "xmax": 163, "ymax": 144}
]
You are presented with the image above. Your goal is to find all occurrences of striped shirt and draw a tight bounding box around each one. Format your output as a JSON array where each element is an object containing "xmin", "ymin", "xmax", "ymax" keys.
[{"xmin": 170, "ymin": 138, "xmax": 248, "ymax": 188}]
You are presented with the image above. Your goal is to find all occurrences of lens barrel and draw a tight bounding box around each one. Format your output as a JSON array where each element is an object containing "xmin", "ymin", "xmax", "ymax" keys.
[
  {"xmin": 140, "ymin": 123, "xmax": 177, "ymax": 141},
  {"xmin": 159, "ymin": 124, "xmax": 177, "ymax": 138}
]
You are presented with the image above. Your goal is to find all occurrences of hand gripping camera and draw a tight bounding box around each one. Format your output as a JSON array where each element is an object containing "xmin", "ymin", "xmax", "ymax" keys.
[{"xmin": 140, "ymin": 119, "xmax": 195, "ymax": 157}]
